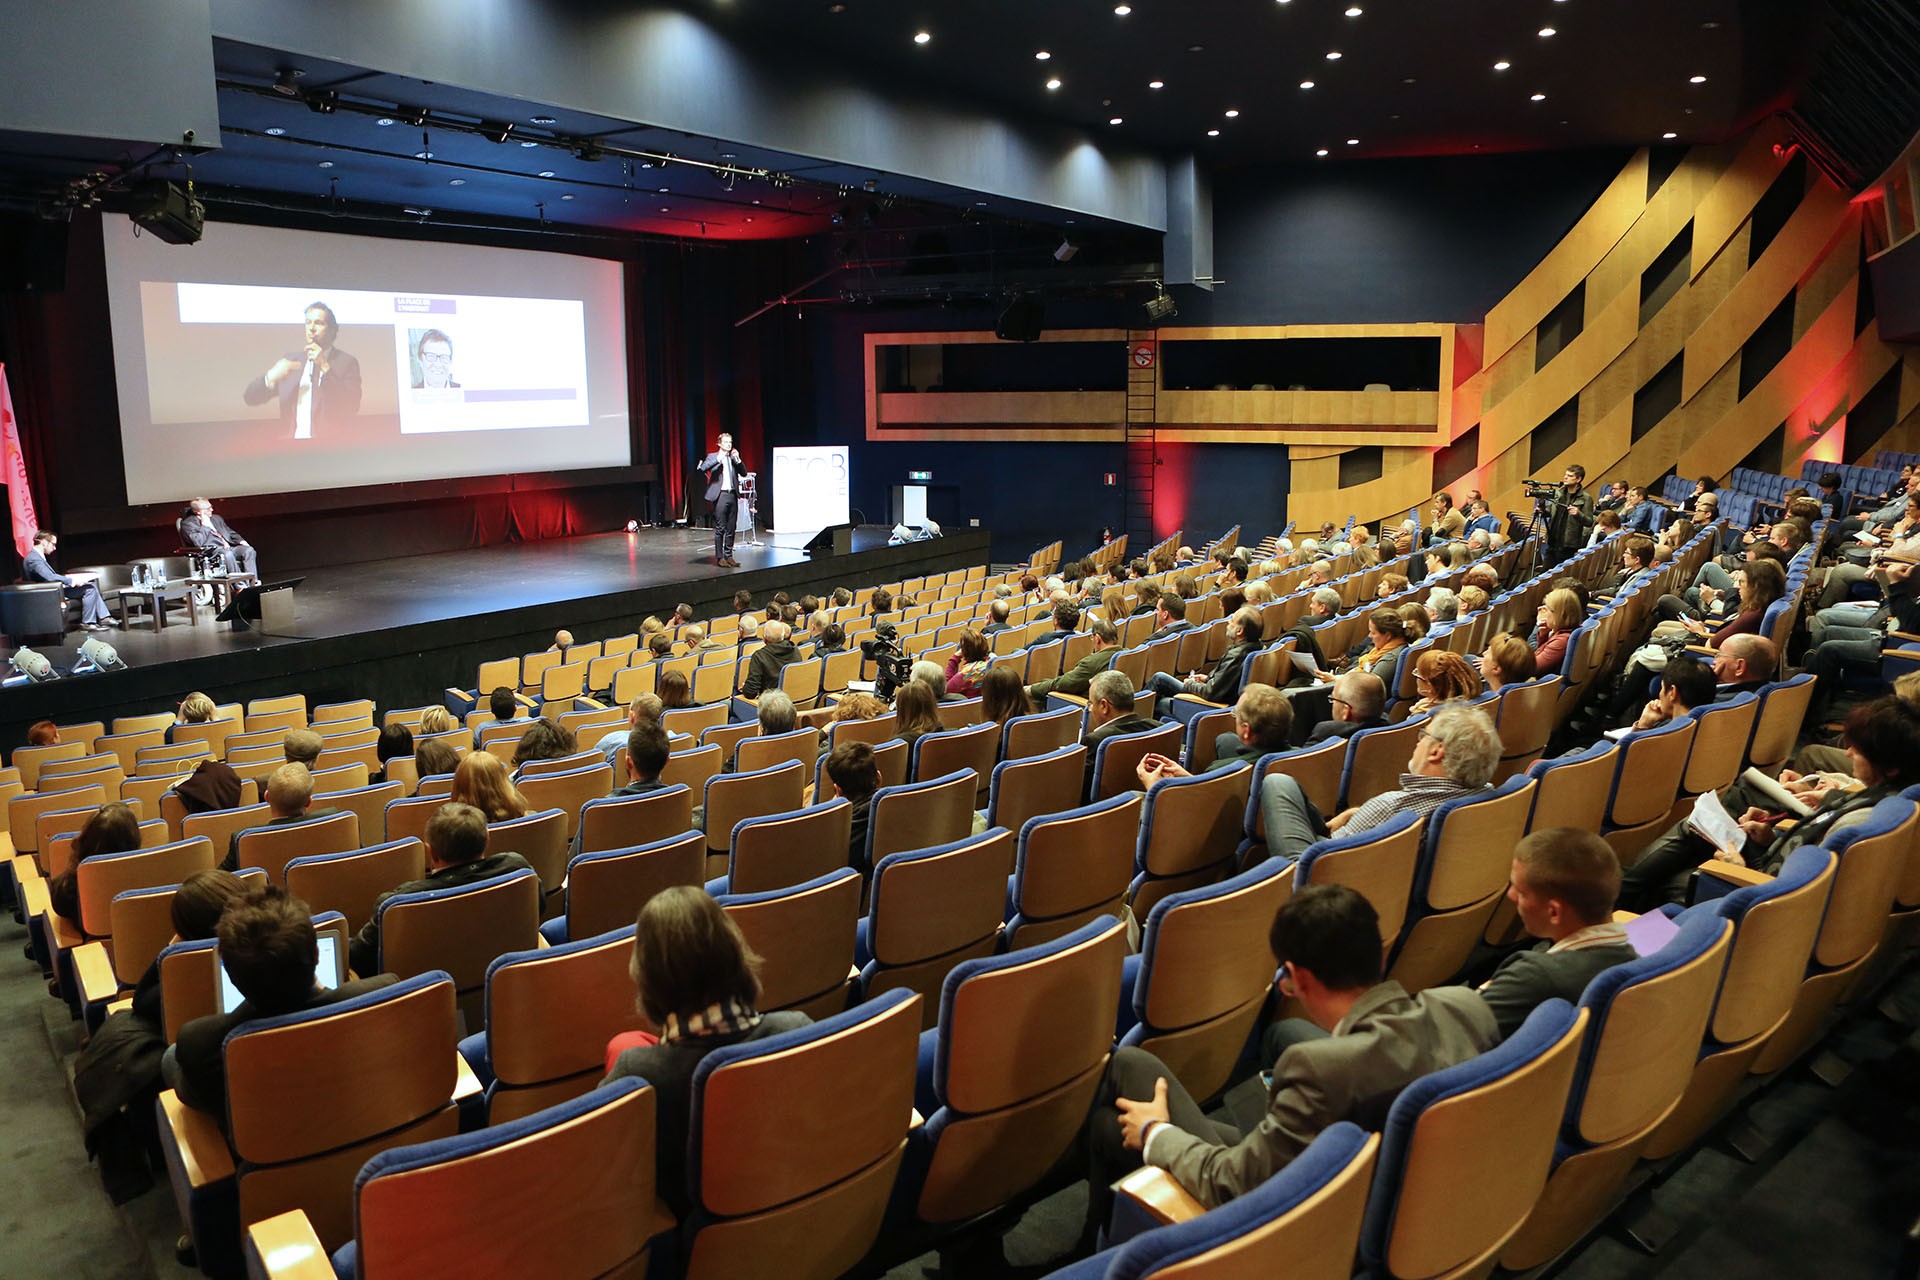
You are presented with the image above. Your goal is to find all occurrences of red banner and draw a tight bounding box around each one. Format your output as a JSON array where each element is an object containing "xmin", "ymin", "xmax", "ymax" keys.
[{"xmin": 0, "ymin": 363, "xmax": 40, "ymax": 559}]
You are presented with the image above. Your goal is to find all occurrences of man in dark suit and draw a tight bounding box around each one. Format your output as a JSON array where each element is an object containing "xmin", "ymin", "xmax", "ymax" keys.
[
  {"xmin": 1479, "ymin": 829, "xmax": 1637, "ymax": 1037},
  {"xmin": 1303, "ymin": 671, "xmax": 1388, "ymax": 744},
  {"xmin": 1081, "ymin": 670, "xmax": 1159, "ymax": 798},
  {"xmin": 166, "ymin": 884, "xmax": 395, "ymax": 1127},
  {"xmin": 1027, "ymin": 617, "xmax": 1118, "ymax": 705},
  {"xmin": 222, "ymin": 763, "xmax": 343, "ymax": 870},
  {"xmin": 1146, "ymin": 593, "xmax": 1190, "ymax": 642},
  {"xmin": 349, "ymin": 803, "xmax": 534, "ymax": 977},
  {"xmin": 181, "ymin": 498, "xmax": 258, "ymax": 577},
  {"xmin": 241, "ymin": 301, "xmax": 361, "ymax": 439},
  {"xmin": 21, "ymin": 529, "xmax": 110, "ymax": 630},
  {"xmin": 1087, "ymin": 884, "xmax": 1497, "ymax": 1225},
  {"xmin": 697, "ymin": 431, "xmax": 744, "ymax": 567}
]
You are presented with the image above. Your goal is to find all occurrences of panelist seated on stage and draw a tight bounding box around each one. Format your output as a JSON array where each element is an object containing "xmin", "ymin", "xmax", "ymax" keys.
[
  {"xmin": 180, "ymin": 497, "xmax": 258, "ymax": 578},
  {"xmin": 22, "ymin": 529, "xmax": 111, "ymax": 631}
]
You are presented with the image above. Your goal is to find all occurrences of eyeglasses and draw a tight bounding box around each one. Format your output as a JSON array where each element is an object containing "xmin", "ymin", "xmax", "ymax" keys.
[
  {"xmin": 1331, "ymin": 697, "xmax": 1351, "ymax": 709},
  {"xmin": 419, "ymin": 351, "xmax": 453, "ymax": 364}
]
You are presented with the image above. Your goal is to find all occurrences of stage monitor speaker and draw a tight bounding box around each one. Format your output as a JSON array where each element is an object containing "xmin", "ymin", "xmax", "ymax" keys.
[
  {"xmin": 217, "ymin": 577, "xmax": 305, "ymax": 632},
  {"xmin": 126, "ymin": 179, "xmax": 205, "ymax": 246},
  {"xmin": 0, "ymin": 213, "xmax": 69, "ymax": 293},
  {"xmin": 995, "ymin": 295, "xmax": 1045, "ymax": 342},
  {"xmin": 802, "ymin": 523, "xmax": 854, "ymax": 558}
]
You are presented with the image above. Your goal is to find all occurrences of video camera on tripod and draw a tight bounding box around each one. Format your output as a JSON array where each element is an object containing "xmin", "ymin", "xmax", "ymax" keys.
[
  {"xmin": 859, "ymin": 623, "xmax": 914, "ymax": 701},
  {"xmin": 1521, "ymin": 479, "xmax": 1563, "ymax": 503}
]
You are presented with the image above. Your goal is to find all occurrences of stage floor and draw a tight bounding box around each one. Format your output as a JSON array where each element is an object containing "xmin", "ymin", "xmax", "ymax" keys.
[{"xmin": 2, "ymin": 524, "xmax": 989, "ymax": 746}]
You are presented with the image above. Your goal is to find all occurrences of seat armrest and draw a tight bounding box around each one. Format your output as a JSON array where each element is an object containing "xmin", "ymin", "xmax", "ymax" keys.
[
  {"xmin": 107, "ymin": 996, "xmax": 133, "ymax": 1017},
  {"xmin": 244, "ymin": 1211, "xmax": 334, "ymax": 1280},
  {"xmin": 1116, "ymin": 1165, "xmax": 1209, "ymax": 1229},
  {"xmin": 443, "ymin": 688, "xmax": 476, "ymax": 710},
  {"xmin": 160, "ymin": 1088, "xmax": 236, "ymax": 1187},
  {"xmin": 452, "ymin": 1052, "xmax": 483, "ymax": 1104},
  {"xmin": 11, "ymin": 853, "xmax": 41, "ymax": 885},
  {"xmin": 1698, "ymin": 861, "xmax": 1773, "ymax": 888},
  {"xmin": 1889, "ymin": 631, "xmax": 1920, "ymax": 646},
  {"xmin": 74, "ymin": 941, "xmax": 119, "ymax": 1007}
]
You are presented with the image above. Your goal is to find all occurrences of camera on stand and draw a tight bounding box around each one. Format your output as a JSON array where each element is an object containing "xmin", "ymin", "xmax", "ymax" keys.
[
  {"xmin": 859, "ymin": 625, "xmax": 915, "ymax": 701},
  {"xmin": 1521, "ymin": 479, "xmax": 1561, "ymax": 502}
]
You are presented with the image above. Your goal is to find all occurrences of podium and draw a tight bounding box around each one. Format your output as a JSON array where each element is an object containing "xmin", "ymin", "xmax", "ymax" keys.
[{"xmin": 216, "ymin": 578, "xmax": 305, "ymax": 633}]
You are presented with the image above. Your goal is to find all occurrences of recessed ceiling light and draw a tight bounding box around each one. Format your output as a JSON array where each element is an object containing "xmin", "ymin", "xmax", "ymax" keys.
[
  {"xmin": 1689, "ymin": 74, "xmax": 1707, "ymax": 84},
  {"xmin": 1345, "ymin": 4, "xmax": 1363, "ymax": 14},
  {"xmin": 1108, "ymin": 116, "xmax": 1124, "ymax": 125},
  {"xmin": 1035, "ymin": 50, "xmax": 1051, "ymax": 60},
  {"xmin": 265, "ymin": 127, "xmax": 286, "ymax": 136},
  {"xmin": 520, "ymin": 140, "xmax": 539, "ymax": 147},
  {"xmin": 414, "ymin": 150, "xmax": 433, "ymax": 159},
  {"xmin": 531, "ymin": 116, "xmax": 556, "ymax": 125},
  {"xmin": 560, "ymin": 193, "xmax": 573, "ymax": 200},
  {"xmin": 1113, "ymin": 4, "xmax": 1131, "ymax": 14},
  {"xmin": 1224, "ymin": 108, "xmax": 1240, "ymax": 118},
  {"xmin": 913, "ymin": 30, "xmax": 930, "ymax": 44},
  {"xmin": 1188, "ymin": 44, "xmax": 1204, "ymax": 52},
  {"xmin": 375, "ymin": 117, "xmax": 395, "ymax": 127},
  {"xmin": 1276, "ymin": 0, "xmax": 1291, "ymax": 5},
  {"xmin": 1206, "ymin": 129, "xmax": 1220, "ymax": 137},
  {"xmin": 1325, "ymin": 50, "xmax": 1342, "ymax": 60},
  {"xmin": 658, "ymin": 186, "xmax": 669, "ymax": 193},
  {"xmin": 1346, "ymin": 138, "xmax": 1359, "ymax": 145},
  {"xmin": 1316, "ymin": 148, "xmax": 1329, "ymax": 156},
  {"xmin": 1530, "ymin": 92, "xmax": 1546, "ymax": 101},
  {"xmin": 660, "ymin": 207, "xmax": 669, "ymax": 212},
  {"xmin": 975, "ymin": 200, "xmax": 989, "ymax": 207},
  {"xmin": 1299, "ymin": 79, "xmax": 1315, "ymax": 89},
  {"xmin": 1045, "ymin": 77, "xmax": 1062, "ymax": 90},
  {"xmin": 316, "ymin": 161, "xmax": 333, "ymax": 168},
  {"xmin": 538, "ymin": 170, "xmax": 556, "ymax": 178},
  {"xmin": 1538, "ymin": 26, "xmax": 1556, "ymax": 37},
  {"xmin": 752, "ymin": 199, "xmax": 761, "ymax": 204},
  {"xmin": 1663, "ymin": 131, "xmax": 1678, "ymax": 139},
  {"xmin": 1148, "ymin": 80, "xmax": 1164, "ymax": 89},
  {"xmin": 448, "ymin": 178, "xmax": 465, "ymax": 186},
  {"xmin": 1493, "ymin": 60, "xmax": 1510, "ymax": 71}
]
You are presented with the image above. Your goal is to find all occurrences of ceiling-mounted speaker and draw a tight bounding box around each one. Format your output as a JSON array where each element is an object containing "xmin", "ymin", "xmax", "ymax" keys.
[
  {"xmin": 126, "ymin": 180, "xmax": 204, "ymax": 245},
  {"xmin": 995, "ymin": 294, "xmax": 1045, "ymax": 342}
]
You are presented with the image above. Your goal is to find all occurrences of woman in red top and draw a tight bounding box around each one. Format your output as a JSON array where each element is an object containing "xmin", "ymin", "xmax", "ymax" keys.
[
  {"xmin": 944, "ymin": 628, "xmax": 992, "ymax": 696},
  {"xmin": 1529, "ymin": 588, "xmax": 1583, "ymax": 674}
]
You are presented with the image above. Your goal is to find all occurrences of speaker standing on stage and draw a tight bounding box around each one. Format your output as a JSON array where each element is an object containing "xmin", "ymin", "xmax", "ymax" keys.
[{"xmin": 698, "ymin": 431, "xmax": 743, "ymax": 568}]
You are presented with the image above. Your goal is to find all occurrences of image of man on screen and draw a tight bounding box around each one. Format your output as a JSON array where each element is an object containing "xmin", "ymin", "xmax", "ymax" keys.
[
  {"xmin": 410, "ymin": 328, "xmax": 460, "ymax": 389},
  {"xmin": 241, "ymin": 300, "xmax": 362, "ymax": 439},
  {"xmin": 698, "ymin": 430, "xmax": 742, "ymax": 568},
  {"xmin": 182, "ymin": 498, "xmax": 259, "ymax": 577}
]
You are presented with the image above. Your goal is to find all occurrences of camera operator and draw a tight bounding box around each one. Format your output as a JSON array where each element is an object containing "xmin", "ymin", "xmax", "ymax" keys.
[
  {"xmin": 859, "ymin": 621, "xmax": 914, "ymax": 701},
  {"xmin": 1541, "ymin": 464, "xmax": 1595, "ymax": 565}
]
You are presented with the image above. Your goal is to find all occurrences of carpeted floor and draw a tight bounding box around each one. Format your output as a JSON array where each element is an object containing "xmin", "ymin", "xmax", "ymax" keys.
[{"xmin": 3, "ymin": 905, "xmax": 1914, "ymax": 1280}]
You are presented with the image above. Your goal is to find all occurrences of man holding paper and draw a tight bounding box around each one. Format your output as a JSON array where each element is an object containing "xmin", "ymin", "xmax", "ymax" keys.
[{"xmin": 1617, "ymin": 696, "xmax": 1920, "ymax": 910}]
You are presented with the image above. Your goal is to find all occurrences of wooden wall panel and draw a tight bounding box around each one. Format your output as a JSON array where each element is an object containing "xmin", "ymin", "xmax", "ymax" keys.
[
  {"xmin": 1484, "ymin": 154, "xmax": 1650, "ymax": 357},
  {"xmin": 1691, "ymin": 124, "xmax": 1793, "ymax": 277}
]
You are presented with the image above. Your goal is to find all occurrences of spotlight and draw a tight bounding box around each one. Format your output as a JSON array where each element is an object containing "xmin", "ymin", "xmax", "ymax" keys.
[
  {"xmin": 74, "ymin": 635, "xmax": 127, "ymax": 672},
  {"xmin": 1053, "ymin": 237, "xmax": 1079, "ymax": 262},
  {"xmin": 305, "ymin": 90, "xmax": 339, "ymax": 115},
  {"xmin": 271, "ymin": 68, "xmax": 305, "ymax": 97},
  {"xmin": 403, "ymin": 106, "xmax": 430, "ymax": 128},
  {"xmin": 1143, "ymin": 286, "xmax": 1178, "ymax": 321},
  {"xmin": 10, "ymin": 647, "xmax": 57, "ymax": 682},
  {"xmin": 479, "ymin": 120, "xmax": 514, "ymax": 144}
]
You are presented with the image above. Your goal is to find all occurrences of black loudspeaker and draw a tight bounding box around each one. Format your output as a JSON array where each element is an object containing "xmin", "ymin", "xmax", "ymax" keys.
[
  {"xmin": 995, "ymin": 295, "xmax": 1045, "ymax": 342},
  {"xmin": 0, "ymin": 214, "xmax": 70, "ymax": 293},
  {"xmin": 216, "ymin": 577, "xmax": 305, "ymax": 632},
  {"xmin": 802, "ymin": 523, "xmax": 855, "ymax": 558}
]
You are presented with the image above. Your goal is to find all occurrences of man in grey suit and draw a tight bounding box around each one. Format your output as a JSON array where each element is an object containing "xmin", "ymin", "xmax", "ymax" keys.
[
  {"xmin": 696, "ymin": 431, "xmax": 743, "ymax": 567},
  {"xmin": 22, "ymin": 530, "xmax": 110, "ymax": 630},
  {"xmin": 1086, "ymin": 884, "xmax": 1498, "ymax": 1228},
  {"xmin": 1478, "ymin": 828, "xmax": 1637, "ymax": 1038}
]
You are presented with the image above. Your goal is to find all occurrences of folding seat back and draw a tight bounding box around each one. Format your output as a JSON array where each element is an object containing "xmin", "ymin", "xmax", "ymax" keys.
[
  {"xmin": 1002, "ymin": 706, "xmax": 1083, "ymax": 761},
  {"xmin": 861, "ymin": 828, "xmax": 1015, "ymax": 1025},
  {"xmin": 516, "ymin": 763, "xmax": 613, "ymax": 840},
  {"xmin": 1388, "ymin": 776, "xmax": 1539, "ymax": 992},
  {"xmin": 242, "ymin": 708, "xmax": 307, "ymax": 738},
  {"xmin": 209, "ymin": 973, "xmax": 460, "ymax": 1254},
  {"xmin": 1357, "ymin": 1002, "xmax": 1588, "ymax": 1280},
  {"xmin": 112, "ymin": 712, "xmax": 176, "ymax": 737},
  {"xmin": 515, "ymin": 750, "xmax": 601, "ymax": 779},
  {"xmin": 1121, "ymin": 858, "xmax": 1294, "ymax": 1103},
  {"xmin": 121, "ymin": 770, "xmax": 190, "ymax": 816},
  {"xmin": 76, "ymin": 836, "xmax": 217, "ymax": 937},
  {"xmin": 1676, "ymin": 693, "xmax": 1760, "ymax": 803},
  {"xmin": 1492, "ymin": 675, "xmax": 1563, "ymax": 781},
  {"xmin": 486, "ymin": 807, "xmax": 570, "ymax": 899},
  {"xmin": 1092, "ymin": 720, "xmax": 1181, "ymax": 803},
  {"xmin": 825, "ymin": 713, "xmax": 898, "ymax": 751},
  {"xmin": 479, "ymin": 927, "xmax": 646, "ymax": 1123},
  {"xmin": 658, "ymin": 742, "xmax": 723, "ymax": 794},
  {"xmin": 578, "ymin": 784, "xmax": 694, "ymax": 855},
  {"xmin": 1338, "ymin": 716, "xmax": 1425, "ymax": 811},
  {"xmin": 1293, "ymin": 812, "xmax": 1424, "ymax": 952},
  {"xmin": 910, "ymin": 720, "xmax": 999, "ymax": 797},
  {"xmin": 866, "ymin": 769, "xmax": 976, "ymax": 870},
  {"xmin": 41, "ymin": 808, "xmax": 159, "ymax": 877},
  {"xmin": 135, "ymin": 741, "xmax": 212, "ymax": 774},
  {"xmin": 1025, "ymin": 639, "xmax": 1067, "ymax": 686},
  {"xmin": 1129, "ymin": 761, "xmax": 1253, "ymax": 919},
  {"xmin": 286, "ymin": 839, "xmax": 427, "ymax": 935},
  {"xmin": 1500, "ymin": 914, "xmax": 1733, "ymax": 1271},
  {"xmin": 519, "ymin": 651, "xmax": 561, "ymax": 696},
  {"xmin": 1241, "ymin": 741, "xmax": 1347, "ymax": 856},
  {"xmin": 377, "ymin": 868, "xmax": 542, "ymax": 1025},
  {"xmin": 680, "ymin": 988, "xmax": 920, "ymax": 1280},
  {"xmin": 1746, "ymin": 674, "xmax": 1815, "ymax": 775},
  {"xmin": 383, "ymin": 795, "xmax": 446, "ymax": 846},
  {"xmin": 234, "ymin": 812, "xmax": 362, "ymax": 885},
  {"xmin": 985, "ymin": 744, "xmax": 1087, "ymax": 837},
  {"xmin": 935, "ymin": 696, "xmax": 985, "ymax": 730},
  {"xmin": 1006, "ymin": 793, "xmax": 1142, "ymax": 950},
  {"xmin": 310, "ymin": 699, "xmax": 375, "ymax": 730},
  {"xmin": 1599, "ymin": 716, "xmax": 1695, "ymax": 862},
  {"xmin": 247, "ymin": 694, "xmax": 309, "ymax": 724},
  {"xmin": 1523, "ymin": 739, "xmax": 1617, "ymax": 836},
  {"xmin": 13, "ymin": 741, "xmax": 85, "ymax": 790},
  {"xmin": 558, "ymin": 832, "xmax": 706, "ymax": 943},
  {"xmin": 691, "ymin": 661, "xmax": 737, "ymax": 706},
  {"xmin": 702, "ymin": 760, "xmax": 807, "ymax": 863},
  {"xmin": 108, "ymin": 884, "xmax": 189, "ymax": 985},
  {"xmin": 723, "ymin": 799, "xmax": 853, "ymax": 896},
  {"xmin": 906, "ymin": 917, "xmax": 1127, "ymax": 1226},
  {"xmin": 718, "ymin": 868, "xmax": 862, "ymax": 1019},
  {"xmin": 312, "ymin": 781, "xmax": 403, "ymax": 847}
]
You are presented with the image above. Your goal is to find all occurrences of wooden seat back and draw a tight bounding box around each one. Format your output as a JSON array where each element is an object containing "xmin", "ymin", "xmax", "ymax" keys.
[
  {"xmin": 286, "ymin": 839, "xmax": 428, "ymax": 935},
  {"xmin": 719, "ymin": 868, "xmax": 862, "ymax": 1017},
  {"xmin": 726, "ymin": 800, "xmax": 854, "ymax": 896},
  {"xmin": 985, "ymin": 744, "xmax": 1087, "ymax": 837},
  {"xmin": 1008, "ymin": 793, "xmax": 1142, "ymax": 947},
  {"xmin": 77, "ymin": 837, "xmax": 217, "ymax": 939},
  {"xmin": 564, "ymin": 832, "xmax": 706, "ymax": 941},
  {"xmin": 482, "ymin": 928, "xmax": 646, "ymax": 1122},
  {"xmin": 234, "ymin": 812, "xmax": 362, "ymax": 885},
  {"xmin": 517, "ymin": 764, "xmax": 614, "ymax": 840}
]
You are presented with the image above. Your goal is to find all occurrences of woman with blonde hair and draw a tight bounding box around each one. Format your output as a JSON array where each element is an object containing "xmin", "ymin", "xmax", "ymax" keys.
[
  {"xmin": 1456, "ymin": 584, "xmax": 1490, "ymax": 615},
  {"xmin": 830, "ymin": 692, "xmax": 888, "ymax": 722},
  {"xmin": 1243, "ymin": 578, "xmax": 1275, "ymax": 606},
  {"xmin": 451, "ymin": 750, "xmax": 530, "ymax": 822},
  {"xmin": 1481, "ymin": 632, "xmax": 1538, "ymax": 692},
  {"xmin": 1409, "ymin": 649, "xmax": 1483, "ymax": 715},
  {"xmin": 1530, "ymin": 588, "xmax": 1584, "ymax": 673},
  {"xmin": 419, "ymin": 705, "xmax": 456, "ymax": 736},
  {"xmin": 1376, "ymin": 573, "xmax": 1410, "ymax": 600}
]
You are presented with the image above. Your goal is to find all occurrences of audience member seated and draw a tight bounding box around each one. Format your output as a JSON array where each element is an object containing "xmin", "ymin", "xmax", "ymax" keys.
[
  {"xmin": 419, "ymin": 705, "xmax": 458, "ymax": 737},
  {"xmin": 1398, "ymin": 602, "xmax": 1432, "ymax": 644},
  {"xmin": 375, "ymin": 724, "xmax": 413, "ymax": 778},
  {"xmin": 659, "ymin": 670, "xmax": 692, "ymax": 710},
  {"xmin": 166, "ymin": 693, "xmax": 218, "ymax": 745},
  {"xmin": 471, "ymin": 687, "xmax": 533, "ymax": 747},
  {"xmin": 283, "ymin": 728, "xmax": 322, "ymax": 769},
  {"xmin": 510, "ymin": 718, "xmax": 577, "ymax": 770},
  {"xmin": 612, "ymin": 723, "xmax": 673, "ymax": 797},
  {"xmin": 348, "ymin": 802, "xmax": 533, "ymax": 978},
  {"xmin": 221, "ymin": 764, "xmax": 341, "ymax": 870},
  {"xmin": 1407, "ymin": 649, "xmax": 1483, "ymax": 716},
  {"xmin": 1617, "ymin": 654, "xmax": 1716, "ymax": 734},
  {"xmin": 891, "ymin": 682, "xmax": 944, "ymax": 749},
  {"xmin": 1619, "ymin": 696, "xmax": 1920, "ymax": 910},
  {"xmin": 1478, "ymin": 829, "xmax": 1635, "ymax": 1038},
  {"xmin": 412, "ymin": 738, "xmax": 459, "ymax": 792},
  {"xmin": 752, "ymin": 690, "xmax": 805, "ymax": 740},
  {"xmin": 979, "ymin": 666, "xmax": 1031, "ymax": 727},
  {"xmin": 172, "ymin": 759, "xmax": 242, "ymax": 816},
  {"xmin": 26, "ymin": 719, "xmax": 60, "ymax": 747},
  {"xmin": 1345, "ymin": 608, "xmax": 1408, "ymax": 682},
  {"xmin": 830, "ymin": 692, "xmax": 887, "ymax": 723},
  {"xmin": 1804, "ymin": 554, "xmax": 1920, "ymax": 722},
  {"xmin": 593, "ymin": 695, "xmax": 664, "ymax": 767},
  {"xmin": 1136, "ymin": 683, "xmax": 1292, "ymax": 788},
  {"xmin": 1143, "ymin": 608, "xmax": 1263, "ymax": 706},
  {"xmin": 1027, "ymin": 617, "xmax": 1119, "ymax": 705},
  {"xmin": 944, "ymin": 628, "xmax": 992, "ymax": 698},
  {"xmin": 910, "ymin": 659, "xmax": 961, "ymax": 705},
  {"xmin": 48, "ymin": 801, "xmax": 143, "ymax": 927},
  {"xmin": 1480, "ymin": 632, "xmax": 1537, "ymax": 693},
  {"xmin": 1530, "ymin": 589, "xmax": 1583, "ymax": 674},
  {"xmin": 1084, "ymin": 883, "xmax": 1497, "ymax": 1230},
  {"xmin": 602, "ymin": 886, "xmax": 811, "ymax": 1218},
  {"xmin": 1081, "ymin": 670, "xmax": 1159, "ymax": 788},
  {"xmin": 1304, "ymin": 671, "xmax": 1388, "ymax": 744},
  {"xmin": 826, "ymin": 741, "xmax": 882, "ymax": 876},
  {"xmin": 168, "ymin": 884, "xmax": 396, "ymax": 1125},
  {"xmin": 1147, "ymin": 593, "xmax": 1191, "ymax": 642},
  {"xmin": 450, "ymin": 751, "xmax": 530, "ymax": 823}
]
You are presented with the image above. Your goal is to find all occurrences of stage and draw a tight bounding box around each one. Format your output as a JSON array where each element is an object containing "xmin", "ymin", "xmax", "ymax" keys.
[{"xmin": 0, "ymin": 523, "xmax": 992, "ymax": 750}]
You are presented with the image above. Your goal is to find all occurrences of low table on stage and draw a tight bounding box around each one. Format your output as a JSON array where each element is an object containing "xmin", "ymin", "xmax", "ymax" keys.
[
  {"xmin": 113, "ymin": 583, "xmax": 198, "ymax": 632},
  {"xmin": 186, "ymin": 574, "xmax": 259, "ymax": 616}
]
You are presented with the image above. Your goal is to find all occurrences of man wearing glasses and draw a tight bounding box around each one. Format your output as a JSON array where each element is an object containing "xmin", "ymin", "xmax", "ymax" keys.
[
  {"xmin": 411, "ymin": 329, "xmax": 460, "ymax": 389},
  {"xmin": 1083, "ymin": 883, "xmax": 1497, "ymax": 1227}
]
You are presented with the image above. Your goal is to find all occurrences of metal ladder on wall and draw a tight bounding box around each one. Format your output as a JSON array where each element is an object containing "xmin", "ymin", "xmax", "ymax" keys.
[{"xmin": 1124, "ymin": 328, "xmax": 1158, "ymax": 547}]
